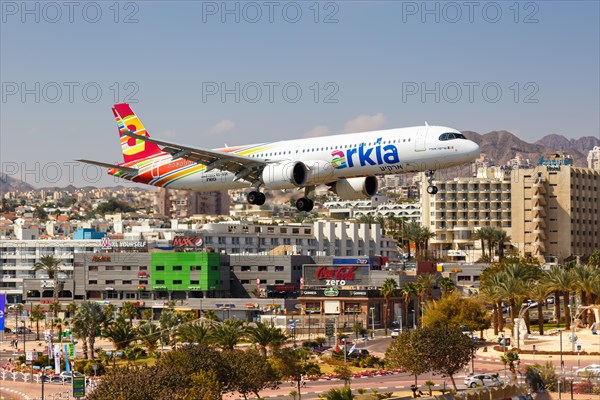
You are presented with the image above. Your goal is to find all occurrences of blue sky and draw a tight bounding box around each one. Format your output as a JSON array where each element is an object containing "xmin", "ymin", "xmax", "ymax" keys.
[{"xmin": 1, "ymin": 1, "xmax": 599, "ymax": 187}]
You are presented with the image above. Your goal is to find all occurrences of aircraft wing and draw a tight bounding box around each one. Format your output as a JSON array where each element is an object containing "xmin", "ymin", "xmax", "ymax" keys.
[
  {"xmin": 123, "ymin": 132, "xmax": 268, "ymax": 183},
  {"xmin": 77, "ymin": 159, "xmax": 138, "ymax": 175}
]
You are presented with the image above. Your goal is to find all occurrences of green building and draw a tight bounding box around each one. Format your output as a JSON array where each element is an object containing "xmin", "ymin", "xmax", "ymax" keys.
[{"xmin": 150, "ymin": 252, "xmax": 223, "ymax": 292}]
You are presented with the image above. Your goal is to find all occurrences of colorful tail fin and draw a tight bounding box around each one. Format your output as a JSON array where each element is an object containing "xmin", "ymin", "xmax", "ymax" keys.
[{"xmin": 113, "ymin": 103, "xmax": 162, "ymax": 163}]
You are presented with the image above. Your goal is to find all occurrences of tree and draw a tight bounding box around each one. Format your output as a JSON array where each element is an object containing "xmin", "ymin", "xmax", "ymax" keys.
[
  {"xmin": 421, "ymin": 293, "xmax": 490, "ymax": 337},
  {"xmin": 137, "ymin": 322, "xmax": 161, "ymax": 353},
  {"xmin": 30, "ymin": 305, "xmax": 44, "ymax": 341},
  {"xmin": 76, "ymin": 301, "xmax": 107, "ymax": 359},
  {"xmin": 245, "ymin": 321, "xmax": 287, "ymax": 356},
  {"xmin": 66, "ymin": 302, "xmax": 78, "ymax": 318},
  {"xmin": 438, "ymin": 277, "xmax": 455, "ymax": 296},
  {"xmin": 400, "ymin": 282, "xmax": 416, "ymax": 328},
  {"xmin": 120, "ymin": 302, "xmax": 138, "ymax": 327},
  {"xmin": 545, "ymin": 266, "xmax": 577, "ymax": 330},
  {"xmin": 528, "ymin": 281, "xmax": 550, "ymax": 335},
  {"xmin": 176, "ymin": 320, "xmax": 212, "ymax": 345},
  {"xmin": 104, "ymin": 315, "xmax": 137, "ymax": 350},
  {"xmin": 385, "ymin": 327, "xmax": 476, "ymax": 390},
  {"xmin": 33, "ymin": 255, "xmax": 64, "ymax": 314},
  {"xmin": 222, "ymin": 349, "xmax": 279, "ymax": 399},
  {"xmin": 501, "ymin": 349, "xmax": 520, "ymax": 383},
  {"xmin": 271, "ymin": 348, "xmax": 321, "ymax": 400},
  {"xmin": 385, "ymin": 329, "xmax": 430, "ymax": 387},
  {"xmin": 588, "ymin": 249, "xmax": 600, "ymax": 268},
  {"xmin": 380, "ymin": 278, "xmax": 398, "ymax": 335},
  {"xmin": 209, "ymin": 319, "xmax": 246, "ymax": 350}
]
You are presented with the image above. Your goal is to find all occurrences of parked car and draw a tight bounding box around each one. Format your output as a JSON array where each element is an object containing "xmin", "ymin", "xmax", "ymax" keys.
[
  {"xmin": 575, "ymin": 364, "xmax": 600, "ymax": 377},
  {"xmin": 391, "ymin": 328, "xmax": 400, "ymax": 338},
  {"xmin": 3, "ymin": 327, "xmax": 12, "ymax": 334},
  {"xmin": 59, "ymin": 371, "xmax": 85, "ymax": 383},
  {"xmin": 464, "ymin": 374, "xmax": 503, "ymax": 388},
  {"xmin": 546, "ymin": 296, "xmax": 555, "ymax": 304},
  {"xmin": 15, "ymin": 327, "xmax": 32, "ymax": 334},
  {"xmin": 348, "ymin": 349, "xmax": 370, "ymax": 358}
]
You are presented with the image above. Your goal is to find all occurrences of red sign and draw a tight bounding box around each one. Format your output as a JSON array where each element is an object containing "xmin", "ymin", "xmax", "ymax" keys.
[
  {"xmin": 172, "ymin": 236, "xmax": 204, "ymax": 248},
  {"xmin": 315, "ymin": 266, "xmax": 358, "ymax": 281},
  {"xmin": 92, "ymin": 255, "xmax": 111, "ymax": 262}
]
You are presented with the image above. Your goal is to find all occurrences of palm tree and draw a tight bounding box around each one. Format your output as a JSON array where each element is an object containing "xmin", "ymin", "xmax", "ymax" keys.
[
  {"xmin": 33, "ymin": 255, "xmax": 63, "ymax": 313},
  {"xmin": 104, "ymin": 315, "xmax": 137, "ymax": 350},
  {"xmin": 357, "ymin": 214, "xmax": 376, "ymax": 225},
  {"xmin": 65, "ymin": 302, "xmax": 78, "ymax": 319},
  {"xmin": 400, "ymin": 282, "xmax": 417, "ymax": 329},
  {"xmin": 71, "ymin": 313, "xmax": 89, "ymax": 359},
  {"xmin": 177, "ymin": 320, "xmax": 212, "ymax": 345},
  {"xmin": 493, "ymin": 229, "xmax": 511, "ymax": 261},
  {"xmin": 528, "ymin": 281, "xmax": 550, "ymax": 335},
  {"xmin": 472, "ymin": 228, "xmax": 487, "ymax": 259},
  {"xmin": 201, "ymin": 310, "xmax": 219, "ymax": 322},
  {"xmin": 76, "ymin": 301, "xmax": 107, "ymax": 358},
  {"xmin": 480, "ymin": 274, "xmax": 504, "ymax": 335},
  {"xmin": 210, "ymin": 319, "xmax": 246, "ymax": 350},
  {"xmin": 416, "ymin": 273, "xmax": 437, "ymax": 301},
  {"xmin": 318, "ymin": 385, "xmax": 354, "ymax": 400},
  {"xmin": 417, "ymin": 226, "xmax": 436, "ymax": 259},
  {"xmin": 120, "ymin": 302, "xmax": 138, "ymax": 327},
  {"xmin": 137, "ymin": 322, "xmax": 161, "ymax": 353},
  {"xmin": 572, "ymin": 264, "xmax": 598, "ymax": 325},
  {"xmin": 545, "ymin": 266, "xmax": 577, "ymax": 330},
  {"xmin": 402, "ymin": 221, "xmax": 422, "ymax": 260},
  {"xmin": 438, "ymin": 277, "xmax": 455, "ymax": 296},
  {"xmin": 30, "ymin": 305, "xmax": 44, "ymax": 341},
  {"xmin": 380, "ymin": 278, "xmax": 398, "ymax": 335},
  {"xmin": 246, "ymin": 321, "xmax": 288, "ymax": 356}
]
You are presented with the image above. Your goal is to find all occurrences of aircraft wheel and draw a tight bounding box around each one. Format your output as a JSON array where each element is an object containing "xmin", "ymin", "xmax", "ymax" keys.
[
  {"xmin": 256, "ymin": 192, "xmax": 266, "ymax": 206},
  {"xmin": 427, "ymin": 185, "xmax": 438, "ymax": 195},
  {"xmin": 247, "ymin": 191, "xmax": 260, "ymax": 205},
  {"xmin": 296, "ymin": 198, "xmax": 313, "ymax": 212}
]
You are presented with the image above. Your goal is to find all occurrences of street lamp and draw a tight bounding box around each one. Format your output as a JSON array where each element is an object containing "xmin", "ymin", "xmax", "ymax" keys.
[
  {"xmin": 33, "ymin": 365, "xmax": 52, "ymax": 400},
  {"xmin": 369, "ymin": 307, "xmax": 375, "ymax": 339}
]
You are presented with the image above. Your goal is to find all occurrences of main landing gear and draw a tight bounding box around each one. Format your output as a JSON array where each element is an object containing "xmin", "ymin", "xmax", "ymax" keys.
[
  {"xmin": 425, "ymin": 170, "xmax": 438, "ymax": 195},
  {"xmin": 247, "ymin": 191, "xmax": 266, "ymax": 206},
  {"xmin": 295, "ymin": 185, "xmax": 315, "ymax": 212},
  {"xmin": 295, "ymin": 197, "xmax": 314, "ymax": 212}
]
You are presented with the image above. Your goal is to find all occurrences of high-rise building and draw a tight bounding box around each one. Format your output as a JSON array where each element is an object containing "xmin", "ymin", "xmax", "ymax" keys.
[
  {"xmin": 421, "ymin": 155, "xmax": 600, "ymax": 263},
  {"xmin": 588, "ymin": 146, "xmax": 600, "ymax": 171}
]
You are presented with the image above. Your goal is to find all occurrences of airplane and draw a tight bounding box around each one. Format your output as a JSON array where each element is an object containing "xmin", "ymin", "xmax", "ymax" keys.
[{"xmin": 79, "ymin": 103, "xmax": 480, "ymax": 212}]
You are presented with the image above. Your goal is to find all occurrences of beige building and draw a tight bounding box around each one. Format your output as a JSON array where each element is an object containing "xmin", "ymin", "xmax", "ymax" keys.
[
  {"xmin": 588, "ymin": 146, "xmax": 600, "ymax": 171},
  {"xmin": 156, "ymin": 188, "xmax": 230, "ymax": 217},
  {"xmin": 421, "ymin": 156, "xmax": 600, "ymax": 263}
]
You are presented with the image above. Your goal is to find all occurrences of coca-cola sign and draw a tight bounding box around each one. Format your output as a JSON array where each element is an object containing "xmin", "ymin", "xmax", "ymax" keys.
[{"xmin": 303, "ymin": 264, "xmax": 369, "ymax": 287}]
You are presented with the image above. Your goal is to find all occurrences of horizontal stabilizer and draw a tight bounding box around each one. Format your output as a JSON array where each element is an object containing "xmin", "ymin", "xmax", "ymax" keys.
[{"xmin": 77, "ymin": 159, "xmax": 138, "ymax": 175}]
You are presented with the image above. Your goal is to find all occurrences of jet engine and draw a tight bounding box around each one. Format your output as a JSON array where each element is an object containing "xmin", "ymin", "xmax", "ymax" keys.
[
  {"xmin": 303, "ymin": 160, "xmax": 336, "ymax": 185},
  {"xmin": 330, "ymin": 176, "xmax": 378, "ymax": 200},
  {"xmin": 261, "ymin": 161, "xmax": 307, "ymax": 189}
]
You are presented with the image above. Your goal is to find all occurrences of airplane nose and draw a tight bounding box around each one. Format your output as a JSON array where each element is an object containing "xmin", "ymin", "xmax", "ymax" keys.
[{"xmin": 468, "ymin": 141, "xmax": 480, "ymax": 158}]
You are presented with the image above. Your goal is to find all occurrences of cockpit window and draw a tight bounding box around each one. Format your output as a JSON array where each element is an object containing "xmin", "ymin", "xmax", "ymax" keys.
[{"xmin": 439, "ymin": 132, "xmax": 467, "ymax": 141}]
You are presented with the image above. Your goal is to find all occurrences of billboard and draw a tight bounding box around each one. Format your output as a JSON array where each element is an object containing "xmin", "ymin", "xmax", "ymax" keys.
[
  {"xmin": 303, "ymin": 264, "xmax": 370, "ymax": 287},
  {"xmin": 0, "ymin": 294, "xmax": 4, "ymax": 331}
]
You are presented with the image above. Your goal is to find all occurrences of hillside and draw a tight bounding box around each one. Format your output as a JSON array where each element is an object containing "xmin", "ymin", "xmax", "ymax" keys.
[{"xmin": 462, "ymin": 131, "xmax": 598, "ymax": 167}]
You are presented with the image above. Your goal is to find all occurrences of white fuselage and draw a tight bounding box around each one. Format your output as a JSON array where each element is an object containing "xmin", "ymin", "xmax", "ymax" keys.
[{"xmin": 150, "ymin": 125, "xmax": 479, "ymax": 191}]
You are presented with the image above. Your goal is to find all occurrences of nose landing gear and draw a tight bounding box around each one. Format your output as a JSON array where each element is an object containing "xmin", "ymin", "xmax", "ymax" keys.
[{"xmin": 425, "ymin": 170, "xmax": 438, "ymax": 195}]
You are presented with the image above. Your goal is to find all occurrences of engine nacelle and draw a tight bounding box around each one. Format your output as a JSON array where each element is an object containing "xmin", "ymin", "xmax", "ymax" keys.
[
  {"xmin": 330, "ymin": 176, "xmax": 378, "ymax": 200},
  {"xmin": 261, "ymin": 161, "xmax": 307, "ymax": 189},
  {"xmin": 303, "ymin": 160, "xmax": 336, "ymax": 185}
]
